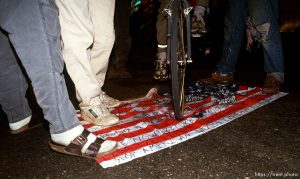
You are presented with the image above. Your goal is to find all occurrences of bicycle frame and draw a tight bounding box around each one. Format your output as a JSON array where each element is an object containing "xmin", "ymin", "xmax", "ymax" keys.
[{"xmin": 165, "ymin": 0, "xmax": 193, "ymax": 66}]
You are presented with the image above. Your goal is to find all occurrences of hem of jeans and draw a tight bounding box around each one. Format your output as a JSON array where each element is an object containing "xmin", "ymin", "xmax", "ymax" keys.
[
  {"xmin": 216, "ymin": 67, "xmax": 235, "ymax": 74},
  {"xmin": 10, "ymin": 112, "xmax": 32, "ymax": 124},
  {"xmin": 50, "ymin": 123, "xmax": 81, "ymax": 135},
  {"xmin": 266, "ymin": 72, "xmax": 284, "ymax": 83}
]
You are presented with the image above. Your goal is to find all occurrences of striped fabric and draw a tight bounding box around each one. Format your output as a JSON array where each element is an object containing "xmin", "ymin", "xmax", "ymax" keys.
[{"xmin": 78, "ymin": 87, "xmax": 287, "ymax": 168}]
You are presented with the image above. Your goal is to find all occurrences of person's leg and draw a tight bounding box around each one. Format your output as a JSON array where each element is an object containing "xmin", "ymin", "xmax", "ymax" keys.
[
  {"xmin": 154, "ymin": 0, "xmax": 170, "ymax": 81},
  {"xmin": 0, "ymin": 29, "xmax": 32, "ymax": 131},
  {"xmin": 156, "ymin": 0, "xmax": 169, "ymax": 52},
  {"xmin": 55, "ymin": 0, "xmax": 119, "ymax": 125},
  {"xmin": 1, "ymin": 0, "xmax": 78, "ymax": 134},
  {"xmin": 0, "ymin": 0, "xmax": 116, "ymax": 157},
  {"xmin": 191, "ymin": 0, "xmax": 209, "ymax": 37},
  {"xmin": 203, "ymin": 0, "xmax": 247, "ymax": 84},
  {"xmin": 55, "ymin": 0, "xmax": 102, "ymax": 108},
  {"xmin": 248, "ymin": 0, "xmax": 284, "ymax": 93},
  {"xmin": 89, "ymin": 0, "xmax": 116, "ymax": 87},
  {"xmin": 89, "ymin": 0, "xmax": 121, "ymax": 108},
  {"xmin": 216, "ymin": 0, "xmax": 248, "ymax": 74},
  {"xmin": 112, "ymin": 0, "xmax": 132, "ymax": 78}
]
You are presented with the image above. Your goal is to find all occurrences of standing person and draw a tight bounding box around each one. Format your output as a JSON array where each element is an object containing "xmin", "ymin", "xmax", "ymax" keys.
[
  {"xmin": 55, "ymin": 0, "xmax": 120, "ymax": 126},
  {"xmin": 154, "ymin": 0, "xmax": 209, "ymax": 81},
  {"xmin": 204, "ymin": 0, "xmax": 284, "ymax": 94},
  {"xmin": 0, "ymin": 0, "xmax": 116, "ymax": 158},
  {"xmin": 0, "ymin": 29, "xmax": 38, "ymax": 135},
  {"xmin": 106, "ymin": 0, "xmax": 133, "ymax": 79}
]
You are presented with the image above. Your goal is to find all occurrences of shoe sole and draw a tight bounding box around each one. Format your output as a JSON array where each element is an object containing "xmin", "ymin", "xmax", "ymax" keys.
[
  {"xmin": 49, "ymin": 141, "xmax": 117, "ymax": 159},
  {"xmin": 10, "ymin": 123, "xmax": 42, "ymax": 135},
  {"xmin": 262, "ymin": 89, "xmax": 279, "ymax": 94},
  {"xmin": 81, "ymin": 112, "xmax": 119, "ymax": 126},
  {"xmin": 153, "ymin": 75, "xmax": 170, "ymax": 81}
]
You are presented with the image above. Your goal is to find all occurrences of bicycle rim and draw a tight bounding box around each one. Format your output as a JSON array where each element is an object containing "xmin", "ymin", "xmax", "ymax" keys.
[{"xmin": 170, "ymin": 0, "xmax": 186, "ymax": 120}]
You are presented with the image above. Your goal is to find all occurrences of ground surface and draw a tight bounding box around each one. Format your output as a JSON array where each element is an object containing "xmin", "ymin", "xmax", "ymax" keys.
[{"xmin": 0, "ymin": 33, "xmax": 299, "ymax": 178}]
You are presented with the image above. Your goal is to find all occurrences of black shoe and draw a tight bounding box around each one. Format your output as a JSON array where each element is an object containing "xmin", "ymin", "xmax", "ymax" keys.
[{"xmin": 153, "ymin": 59, "xmax": 169, "ymax": 81}]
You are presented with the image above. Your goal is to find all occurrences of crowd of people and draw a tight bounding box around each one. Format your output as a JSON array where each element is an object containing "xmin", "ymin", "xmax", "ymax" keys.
[{"xmin": 0, "ymin": 0, "xmax": 284, "ymax": 159}]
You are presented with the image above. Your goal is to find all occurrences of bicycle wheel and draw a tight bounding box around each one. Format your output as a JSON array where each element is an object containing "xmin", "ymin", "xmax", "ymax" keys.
[{"xmin": 170, "ymin": 0, "xmax": 187, "ymax": 120}]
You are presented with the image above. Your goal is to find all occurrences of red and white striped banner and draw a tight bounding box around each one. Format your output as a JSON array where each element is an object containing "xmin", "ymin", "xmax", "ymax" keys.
[{"xmin": 78, "ymin": 87, "xmax": 287, "ymax": 168}]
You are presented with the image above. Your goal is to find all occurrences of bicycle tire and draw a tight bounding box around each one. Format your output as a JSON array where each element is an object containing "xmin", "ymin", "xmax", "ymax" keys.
[{"xmin": 170, "ymin": 0, "xmax": 186, "ymax": 120}]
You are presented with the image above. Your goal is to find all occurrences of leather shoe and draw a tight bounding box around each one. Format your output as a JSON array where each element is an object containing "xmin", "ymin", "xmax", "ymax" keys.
[
  {"xmin": 262, "ymin": 75, "xmax": 281, "ymax": 94},
  {"xmin": 202, "ymin": 70, "xmax": 234, "ymax": 84}
]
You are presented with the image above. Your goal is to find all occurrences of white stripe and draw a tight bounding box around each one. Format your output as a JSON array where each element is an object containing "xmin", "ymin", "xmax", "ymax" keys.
[
  {"xmin": 98, "ymin": 88, "xmax": 259, "ymax": 152},
  {"xmin": 96, "ymin": 101, "xmax": 216, "ymax": 139},
  {"xmin": 100, "ymin": 92, "xmax": 287, "ymax": 168},
  {"xmin": 83, "ymin": 87, "xmax": 257, "ymax": 133},
  {"xmin": 90, "ymin": 88, "xmax": 259, "ymax": 138},
  {"xmin": 85, "ymin": 107, "xmax": 170, "ymax": 134}
]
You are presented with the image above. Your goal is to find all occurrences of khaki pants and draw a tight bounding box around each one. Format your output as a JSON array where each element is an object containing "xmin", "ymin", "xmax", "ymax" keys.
[{"xmin": 56, "ymin": 0, "xmax": 115, "ymax": 107}]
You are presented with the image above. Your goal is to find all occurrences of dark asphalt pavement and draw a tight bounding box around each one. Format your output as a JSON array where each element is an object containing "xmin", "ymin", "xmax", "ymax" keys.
[{"xmin": 0, "ymin": 33, "xmax": 299, "ymax": 178}]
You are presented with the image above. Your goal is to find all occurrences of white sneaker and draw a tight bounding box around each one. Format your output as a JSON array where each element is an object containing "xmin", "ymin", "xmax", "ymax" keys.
[
  {"xmin": 81, "ymin": 104, "xmax": 119, "ymax": 126},
  {"xmin": 99, "ymin": 92, "xmax": 120, "ymax": 108}
]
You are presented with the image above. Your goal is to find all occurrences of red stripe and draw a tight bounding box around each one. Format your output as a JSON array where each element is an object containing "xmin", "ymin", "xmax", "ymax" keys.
[
  {"xmin": 83, "ymin": 101, "xmax": 209, "ymax": 129},
  {"xmin": 106, "ymin": 103, "xmax": 216, "ymax": 141},
  {"xmin": 239, "ymin": 85, "xmax": 249, "ymax": 91},
  {"xmin": 236, "ymin": 87, "xmax": 261, "ymax": 100},
  {"xmin": 112, "ymin": 103, "xmax": 170, "ymax": 120},
  {"xmin": 91, "ymin": 99, "xmax": 215, "ymax": 136},
  {"xmin": 83, "ymin": 105, "xmax": 168, "ymax": 129},
  {"xmin": 83, "ymin": 88, "xmax": 259, "ymax": 132},
  {"xmin": 96, "ymin": 92, "xmax": 271, "ymax": 163},
  {"xmin": 92, "ymin": 113, "xmax": 166, "ymax": 136},
  {"xmin": 110, "ymin": 93, "xmax": 164, "ymax": 114},
  {"xmin": 88, "ymin": 88, "xmax": 259, "ymax": 135},
  {"xmin": 110, "ymin": 100, "xmax": 157, "ymax": 114}
]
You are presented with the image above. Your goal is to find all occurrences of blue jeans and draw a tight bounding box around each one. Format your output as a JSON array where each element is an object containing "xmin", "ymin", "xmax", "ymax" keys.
[
  {"xmin": 217, "ymin": 0, "xmax": 284, "ymax": 81},
  {"xmin": 0, "ymin": 0, "xmax": 79, "ymax": 134},
  {"xmin": 0, "ymin": 30, "xmax": 31, "ymax": 124}
]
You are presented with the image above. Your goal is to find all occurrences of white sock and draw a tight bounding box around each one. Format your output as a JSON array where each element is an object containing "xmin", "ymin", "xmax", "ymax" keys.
[
  {"xmin": 9, "ymin": 115, "xmax": 31, "ymax": 130},
  {"xmin": 51, "ymin": 125, "xmax": 85, "ymax": 146},
  {"xmin": 50, "ymin": 125, "xmax": 111, "ymax": 154}
]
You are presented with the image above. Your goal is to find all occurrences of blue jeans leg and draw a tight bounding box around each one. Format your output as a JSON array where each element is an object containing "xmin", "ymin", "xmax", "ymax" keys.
[
  {"xmin": 0, "ymin": 0, "xmax": 79, "ymax": 134},
  {"xmin": 217, "ymin": 0, "xmax": 284, "ymax": 80},
  {"xmin": 216, "ymin": 0, "xmax": 248, "ymax": 73},
  {"xmin": 0, "ymin": 30, "xmax": 31, "ymax": 123},
  {"xmin": 248, "ymin": 0, "xmax": 284, "ymax": 77}
]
